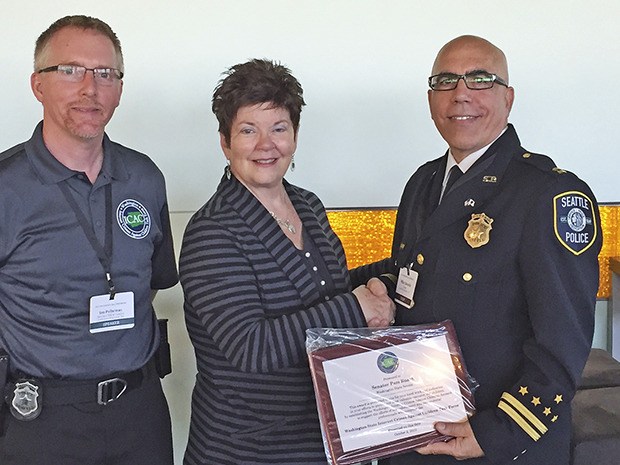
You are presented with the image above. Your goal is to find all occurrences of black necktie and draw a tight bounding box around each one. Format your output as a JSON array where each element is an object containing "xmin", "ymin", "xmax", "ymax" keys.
[{"xmin": 439, "ymin": 165, "xmax": 463, "ymax": 204}]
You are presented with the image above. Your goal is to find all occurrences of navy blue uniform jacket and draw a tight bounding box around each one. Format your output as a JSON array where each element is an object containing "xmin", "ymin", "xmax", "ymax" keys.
[{"xmin": 352, "ymin": 125, "xmax": 601, "ymax": 465}]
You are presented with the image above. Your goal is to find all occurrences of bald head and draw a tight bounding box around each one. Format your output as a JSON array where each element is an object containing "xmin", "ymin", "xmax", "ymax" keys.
[{"xmin": 432, "ymin": 35, "xmax": 509, "ymax": 84}]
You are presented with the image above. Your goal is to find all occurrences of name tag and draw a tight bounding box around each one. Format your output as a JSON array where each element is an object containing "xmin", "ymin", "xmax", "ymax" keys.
[
  {"xmin": 395, "ymin": 267, "xmax": 418, "ymax": 309},
  {"xmin": 89, "ymin": 291, "xmax": 135, "ymax": 333}
]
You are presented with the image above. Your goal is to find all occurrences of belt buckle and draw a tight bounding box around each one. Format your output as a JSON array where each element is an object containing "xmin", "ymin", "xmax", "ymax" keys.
[{"xmin": 97, "ymin": 377, "xmax": 127, "ymax": 405}]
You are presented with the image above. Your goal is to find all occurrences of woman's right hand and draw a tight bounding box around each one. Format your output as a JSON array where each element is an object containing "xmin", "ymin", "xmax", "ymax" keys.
[{"xmin": 352, "ymin": 278, "xmax": 396, "ymax": 328}]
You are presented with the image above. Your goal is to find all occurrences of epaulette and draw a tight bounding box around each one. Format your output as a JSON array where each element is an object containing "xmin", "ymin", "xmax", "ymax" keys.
[{"xmin": 518, "ymin": 151, "xmax": 574, "ymax": 177}]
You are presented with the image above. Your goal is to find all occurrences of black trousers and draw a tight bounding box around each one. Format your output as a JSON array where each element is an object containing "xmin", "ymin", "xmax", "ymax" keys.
[{"xmin": 0, "ymin": 361, "xmax": 173, "ymax": 465}]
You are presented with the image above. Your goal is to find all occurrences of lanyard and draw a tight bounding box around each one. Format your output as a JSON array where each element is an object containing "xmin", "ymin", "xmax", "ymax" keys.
[{"xmin": 58, "ymin": 181, "xmax": 116, "ymax": 298}]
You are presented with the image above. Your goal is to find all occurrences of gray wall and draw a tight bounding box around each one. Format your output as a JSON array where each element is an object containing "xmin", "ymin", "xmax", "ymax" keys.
[{"xmin": 2, "ymin": 1, "xmax": 619, "ymax": 211}]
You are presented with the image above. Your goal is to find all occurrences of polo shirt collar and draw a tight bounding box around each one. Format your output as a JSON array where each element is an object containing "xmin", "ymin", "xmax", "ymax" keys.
[{"xmin": 24, "ymin": 121, "xmax": 130, "ymax": 185}]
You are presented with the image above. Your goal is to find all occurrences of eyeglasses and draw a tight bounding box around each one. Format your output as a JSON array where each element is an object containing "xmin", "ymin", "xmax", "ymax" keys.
[
  {"xmin": 38, "ymin": 64, "xmax": 123, "ymax": 86},
  {"xmin": 428, "ymin": 71, "xmax": 508, "ymax": 91}
]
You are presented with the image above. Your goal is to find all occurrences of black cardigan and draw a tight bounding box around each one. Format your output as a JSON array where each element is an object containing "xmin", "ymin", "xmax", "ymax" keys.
[{"xmin": 180, "ymin": 174, "xmax": 366, "ymax": 465}]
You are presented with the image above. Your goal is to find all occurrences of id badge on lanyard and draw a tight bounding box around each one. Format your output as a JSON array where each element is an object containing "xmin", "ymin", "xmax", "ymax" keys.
[
  {"xmin": 59, "ymin": 181, "xmax": 135, "ymax": 333},
  {"xmin": 90, "ymin": 291, "xmax": 135, "ymax": 333},
  {"xmin": 395, "ymin": 266, "xmax": 418, "ymax": 309}
]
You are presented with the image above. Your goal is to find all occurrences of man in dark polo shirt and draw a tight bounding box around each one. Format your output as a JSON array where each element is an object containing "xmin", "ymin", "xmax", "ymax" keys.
[{"xmin": 0, "ymin": 15, "xmax": 178, "ymax": 465}]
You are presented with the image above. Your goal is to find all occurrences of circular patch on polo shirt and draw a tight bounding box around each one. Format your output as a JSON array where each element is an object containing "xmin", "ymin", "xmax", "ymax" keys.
[{"xmin": 116, "ymin": 199, "xmax": 151, "ymax": 239}]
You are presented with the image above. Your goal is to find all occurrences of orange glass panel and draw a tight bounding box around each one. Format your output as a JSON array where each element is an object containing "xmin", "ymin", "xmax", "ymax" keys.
[
  {"xmin": 327, "ymin": 209, "xmax": 396, "ymax": 269},
  {"xmin": 598, "ymin": 205, "xmax": 620, "ymax": 299}
]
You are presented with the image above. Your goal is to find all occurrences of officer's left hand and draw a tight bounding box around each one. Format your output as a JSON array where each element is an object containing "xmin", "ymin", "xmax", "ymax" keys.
[{"xmin": 415, "ymin": 420, "xmax": 484, "ymax": 460}]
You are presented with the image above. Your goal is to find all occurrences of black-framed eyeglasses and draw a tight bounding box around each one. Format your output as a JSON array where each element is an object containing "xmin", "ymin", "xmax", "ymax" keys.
[
  {"xmin": 428, "ymin": 71, "xmax": 508, "ymax": 91},
  {"xmin": 38, "ymin": 64, "xmax": 123, "ymax": 86}
]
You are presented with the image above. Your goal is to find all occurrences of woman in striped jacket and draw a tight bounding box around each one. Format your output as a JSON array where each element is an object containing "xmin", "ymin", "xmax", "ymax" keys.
[{"xmin": 179, "ymin": 59, "xmax": 395, "ymax": 465}]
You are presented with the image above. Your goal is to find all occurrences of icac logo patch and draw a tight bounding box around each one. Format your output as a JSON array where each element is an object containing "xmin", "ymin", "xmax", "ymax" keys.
[
  {"xmin": 553, "ymin": 191, "xmax": 597, "ymax": 255},
  {"xmin": 116, "ymin": 199, "xmax": 151, "ymax": 239}
]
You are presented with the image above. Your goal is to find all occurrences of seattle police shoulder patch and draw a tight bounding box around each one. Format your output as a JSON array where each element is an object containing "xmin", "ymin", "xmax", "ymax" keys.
[
  {"xmin": 553, "ymin": 191, "xmax": 597, "ymax": 255},
  {"xmin": 116, "ymin": 199, "xmax": 151, "ymax": 239}
]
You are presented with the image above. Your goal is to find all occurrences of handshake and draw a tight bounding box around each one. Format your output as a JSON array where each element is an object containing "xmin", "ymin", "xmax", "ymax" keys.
[{"xmin": 353, "ymin": 277, "xmax": 397, "ymax": 328}]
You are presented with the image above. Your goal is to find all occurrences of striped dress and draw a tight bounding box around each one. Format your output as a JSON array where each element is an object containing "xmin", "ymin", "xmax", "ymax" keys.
[{"xmin": 179, "ymin": 175, "xmax": 367, "ymax": 465}]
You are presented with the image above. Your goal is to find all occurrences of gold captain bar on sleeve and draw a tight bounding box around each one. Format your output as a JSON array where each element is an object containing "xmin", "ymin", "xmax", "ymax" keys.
[{"xmin": 326, "ymin": 204, "xmax": 620, "ymax": 300}]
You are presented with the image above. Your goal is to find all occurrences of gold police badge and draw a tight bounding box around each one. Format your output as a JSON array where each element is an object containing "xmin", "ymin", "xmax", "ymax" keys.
[{"xmin": 464, "ymin": 213, "xmax": 494, "ymax": 248}]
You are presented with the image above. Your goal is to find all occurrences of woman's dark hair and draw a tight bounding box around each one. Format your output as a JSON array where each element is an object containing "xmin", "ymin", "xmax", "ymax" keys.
[{"xmin": 212, "ymin": 59, "xmax": 305, "ymax": 145}]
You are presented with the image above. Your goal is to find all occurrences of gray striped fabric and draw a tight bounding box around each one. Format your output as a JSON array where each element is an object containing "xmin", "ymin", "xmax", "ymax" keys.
[{"xmin": 180, "ymin": 175, "xmax": 367, "ymax": 464}]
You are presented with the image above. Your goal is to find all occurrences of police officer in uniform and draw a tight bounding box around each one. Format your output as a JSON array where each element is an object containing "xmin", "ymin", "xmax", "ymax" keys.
[
  {"xmin": 0, "ymin": 15, "xmax": 177, "ymax": 465},
  {"xmin": 352, "ymin": 35, "xmax": 601, "ymax": 464}
]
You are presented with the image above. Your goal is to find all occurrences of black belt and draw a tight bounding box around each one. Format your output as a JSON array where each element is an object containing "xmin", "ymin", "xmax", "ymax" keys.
[{"xmin": 5, "ymin": 359, "xmax": 152, "ymax": 407}]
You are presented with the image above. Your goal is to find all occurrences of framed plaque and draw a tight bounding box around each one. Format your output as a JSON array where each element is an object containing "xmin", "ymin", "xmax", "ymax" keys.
[{"xmin": 306, "ymin": 320, "xmax": 475, "ymax": 465}]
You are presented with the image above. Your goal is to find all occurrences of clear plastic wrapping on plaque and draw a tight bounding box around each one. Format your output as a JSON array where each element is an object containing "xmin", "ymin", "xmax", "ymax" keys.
[{"xmin": 306, "ymin": 320, "xmax": 476, "ymax": 465}]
